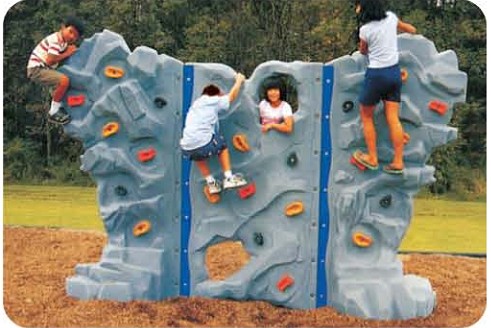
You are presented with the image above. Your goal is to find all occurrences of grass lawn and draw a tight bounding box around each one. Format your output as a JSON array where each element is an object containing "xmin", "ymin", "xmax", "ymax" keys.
[{"xmin": 2, "ymin": 184, "xmax": 486, "ymax": 253}]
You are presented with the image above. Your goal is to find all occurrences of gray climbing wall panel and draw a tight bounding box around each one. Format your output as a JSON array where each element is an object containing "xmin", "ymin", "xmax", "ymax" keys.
[{"xmin": 60, "ymin": 30, "xmax": 466, "ymax": 319}]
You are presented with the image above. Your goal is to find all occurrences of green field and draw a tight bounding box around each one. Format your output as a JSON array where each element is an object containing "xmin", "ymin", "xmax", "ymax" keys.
[{"xmin": 2, "ymin": 185, "xmax": 486, "ymax": 253}]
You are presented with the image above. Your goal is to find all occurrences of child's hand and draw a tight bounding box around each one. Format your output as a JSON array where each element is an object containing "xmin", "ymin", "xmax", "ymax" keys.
[
  {"xmin": 261, "ymin": 124, "xmax": 273, "ymax": 133},
  {"xmin": 65, "ymin": 45, "xmax": 78, "ymax": 56},
  {"xmin": 235, "ymin": 73, "xmax": 246, "ymax": 82}
]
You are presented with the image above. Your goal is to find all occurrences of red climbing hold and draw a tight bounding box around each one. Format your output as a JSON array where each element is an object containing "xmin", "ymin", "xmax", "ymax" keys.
[
  {"xmin": 428, "ymin": 100, "xmax": 448, "ymax": 116},
  {"xmin": 137, "ymin": 148, "xmax": 156, "ymax": 162},
  {"xmin": 350, "ymin": 155, "xmax": 367, "ymax": 171},
  {"xmin": 67, "ymin": 94, "xmax": 85, "ymax": 107},
  {"xmin": 237, "ymin": 181, "xmax": 256, "ymax": 199},
  {"xmin": 277, "ymin": 274, "xmax": 294, "ymax": 292}
]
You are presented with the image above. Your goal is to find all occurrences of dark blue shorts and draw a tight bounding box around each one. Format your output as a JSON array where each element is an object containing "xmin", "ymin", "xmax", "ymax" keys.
[
  {"xmin": 359, "ymin": 64, "xmax": 402, "ymax": 106},
  {"xmin": 181, "ymin": 134, "xmax": 227, "ymax": 161}
]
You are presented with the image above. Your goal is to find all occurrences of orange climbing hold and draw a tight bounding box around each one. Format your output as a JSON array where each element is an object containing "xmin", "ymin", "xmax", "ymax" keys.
[
  {"xmin": 352, "ymin": 232, "xmax": 373, "ymax": 248},
  {"xmin": 104, "ymin": 66, "xmax": 125, "ymax": 79},
  {"xmin": 67, "ymin": 94, "xmax": 85, "ymax": 107},
  {"xmin": 285, "ymin": 201, "xmax": 304, "ymax": 217},
  {"xmin": 102, "ymin": 122, "xmax": 120, "ymax": 138},
  {"xmin": 138, "ymin": 148, "xmax": 156, "ymax": 162},
  {"xmin": 428, "ymin": 100, "xmax": 448, "ymax": 116},
  {"xmin": 232, "ymin": 134, "xmax": 250, "ymax": 152},
  {"xmin": 203, "ymin": 185, "xmax": 220, "ymax": 204},
  {"xmin": 237, "ymin": 182, "xmax": 256, "ymax": 199},
  {"xmin": 400, "ymin": 68, "xmax": 408, "ymax": 83},
  {"xmin": 277, "ymin": 274, "xmax": 294, "ymax": 292},
  {"xmin": 133, "ymin": 220, "xmax": 151, "ymax": 237}
]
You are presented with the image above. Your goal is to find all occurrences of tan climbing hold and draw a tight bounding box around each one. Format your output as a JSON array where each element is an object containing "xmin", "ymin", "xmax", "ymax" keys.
[
  {"xmin": 401, "ymin": 68, "xmax": 408, "ymax": 83},
  {"xmin": 102, "ymin": 122, "xmax": 120, "ymax": 138},
  {"xmin": 203, "ymin": 186, "xmax": 220, "ymax": 204},
  {"xmin": 285, "ymin": 201, "xmax": 304, "ymax": 217},
  {"xmin": 352, "ymin": 231, "xmax": 372, "ymax": 248},
  {"xmin": 104, "ymin": 66, "xmax": 125, "ymax": 79},
  {"xmin": 133, "ymin": 220, "xmax": 151, "ymax": 237},
  {"xmin": 232, "ymin": 134, "xmax": 250, "ymax": 152}
]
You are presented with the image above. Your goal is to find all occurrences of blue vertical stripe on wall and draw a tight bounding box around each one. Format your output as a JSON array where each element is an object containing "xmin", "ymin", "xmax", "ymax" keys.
[
  {"xmin": 316, "ymin": 65, "xmax": 334, "ymax": 307},
  {"xmin": 180, "ymin": 65, "xmax": 194, "ymax": 296}
]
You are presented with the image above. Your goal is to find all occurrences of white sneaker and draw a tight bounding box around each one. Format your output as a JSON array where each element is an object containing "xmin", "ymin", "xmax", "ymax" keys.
[
  {"xmin": 207, "ymin": 180, "xmax": 222, "ymax": 194},
  {"xmin": 223, "ymin": 173, "xmax": 247, "ymax": 190}
]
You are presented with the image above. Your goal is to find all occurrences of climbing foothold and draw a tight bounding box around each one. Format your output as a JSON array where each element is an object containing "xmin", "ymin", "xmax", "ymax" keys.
[
  {"xmin": 137, "ymin": 148, "xmax": 157, "ymax": 162},
  {"xmin": 342, "ymin": 101, "xmax": 354, "ymax": 113},
  {"xmin": 379, "ymin": 194, "xmax": 392, "ymax": 208},
  {"xmin": 400, "ymin": 68, "xmax": 409, "ymax": 83},
  {"xmin": 154, "ymin": 97, "xmax": 167, "ymax": 108},
  {"xmin": 133, "ymin": 220, "xmax": 151, "ymax": 237},
  {"xmin": 67, "ymin": 94, "xmax": 85, "ymax": 107},
  {"xmin": 203, "ymin": 185, "xmax": 220, "ymax": 204},
  {"xmin": 104, "ymin": 66, "xmax": 125, "ymax": 79},
  {"xmin": 237, "ymin": 182, "xmax": 256, "ymax": 199},
  {"xmin": 350, "ymin": 155, "xmax": 367, "ymax": 171},
  {"xmin": 232, "ymin": 134, "xmax": 250, "ymax": 152},
  {"xmin": 277, "ymin": 274, "xmax": 294, "ymax": 292},
  {"xmin": 102, "ymin": 122, "xmax": 120, "ymax": 138},
  {"xmin": 285, "ymin": 201, "xmax": 304, "ymax": 217},
  {"xmin": 114, "ymin": 185, "xmax": 127, "ymax": 196},
  {"xmin": 287, "ymin": 152, "xmax": 298, "ymax": 167},
  {"xmin": 428, "ymin": 100, "xmax": 448, "ymax": 116},
  {"xmin": 352, "ymin": 232, "xmax": 373, "ymax": 248},
  {"xmin": 253, "ymin": 232, "xmax": 264, "ymax": 246}
]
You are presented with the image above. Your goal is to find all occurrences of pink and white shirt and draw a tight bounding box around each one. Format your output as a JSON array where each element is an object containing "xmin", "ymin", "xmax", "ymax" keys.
[
  {"xmin": 27, "ymin": 32, "xmax": 67, "ymax": 69},
  {"xmin": 259, "ymin": 100, "xmax": 293, "ymax": 125}
]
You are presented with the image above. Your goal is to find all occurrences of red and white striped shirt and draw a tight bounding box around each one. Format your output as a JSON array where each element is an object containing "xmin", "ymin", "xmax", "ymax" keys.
[{"xmin": 27, "ymin": 32, "xmax": 67, "ymax": 69}]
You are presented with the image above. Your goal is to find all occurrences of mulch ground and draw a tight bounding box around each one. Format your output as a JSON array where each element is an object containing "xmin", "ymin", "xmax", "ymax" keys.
[{"xmin": 3, "ymin": 226, "xmax": 486, "ymax": 327}]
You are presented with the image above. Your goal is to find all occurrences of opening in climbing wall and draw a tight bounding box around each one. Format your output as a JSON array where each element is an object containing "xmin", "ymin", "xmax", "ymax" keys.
[{"xmin": 205, "ymin": 240, "xmax": 250, "ymax": 281}]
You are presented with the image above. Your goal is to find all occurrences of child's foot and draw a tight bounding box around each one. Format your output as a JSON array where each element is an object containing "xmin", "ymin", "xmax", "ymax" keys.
[
  {"xmin": 48, "ymin": 108, "xmax": 71, "ymax": 125},
  {"xmin": 352, "ymin": 150, "xmax": 379, "ymax": 170},
  {"xmin": 207, "ymin": 180, "xmax": 222, "ymax": 194},
  {"xmin": 223, "ymin": 173, "xmax": 247, "ymax": 190},
  {"xmin": 383, "ymin": 164, "xmax": 404, "ymax": 175}
]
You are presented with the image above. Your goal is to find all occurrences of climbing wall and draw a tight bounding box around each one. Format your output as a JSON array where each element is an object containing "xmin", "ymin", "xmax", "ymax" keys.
[
  {"xmin": 60, "ymin": 30, "xmax": 467, "ymax": 319},
  {"xmin": 326, "ymin": 34, "xmax": 467, "ymax": 319}
]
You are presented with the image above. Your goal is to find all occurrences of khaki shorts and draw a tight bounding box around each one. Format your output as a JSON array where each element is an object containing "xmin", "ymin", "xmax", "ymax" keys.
[{"xmin": 27, "ymin": 67, "xmax": 64, "ymax": 87}]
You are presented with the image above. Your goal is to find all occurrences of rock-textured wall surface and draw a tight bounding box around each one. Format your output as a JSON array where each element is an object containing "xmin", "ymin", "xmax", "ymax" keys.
[{"xmin": 60, "ymin": 30, "xmax": 466, "ymax": 319}]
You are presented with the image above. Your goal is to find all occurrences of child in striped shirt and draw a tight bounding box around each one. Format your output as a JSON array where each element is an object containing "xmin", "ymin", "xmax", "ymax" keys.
[{"xmin": 27, "ymin": 16, "xmax": 85, "ymax": 125}]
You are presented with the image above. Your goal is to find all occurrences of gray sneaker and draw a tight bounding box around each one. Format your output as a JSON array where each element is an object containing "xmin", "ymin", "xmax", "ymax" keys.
[
  {"xmin": 48, "ymin": 108, "xmax": 71, "ymax": 125},
  {"xmin": 207, "ymin": 180, "xmax": 222, "ymax": 194},
  {"xmin": 223, "ymin": 173, "xmax": 247, "ymax": 190}
]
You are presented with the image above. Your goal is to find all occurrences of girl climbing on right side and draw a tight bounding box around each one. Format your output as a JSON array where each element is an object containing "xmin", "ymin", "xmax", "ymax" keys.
[{"xmin": 352, "ymin": 0, "xmax": 416, "ymax": 174}]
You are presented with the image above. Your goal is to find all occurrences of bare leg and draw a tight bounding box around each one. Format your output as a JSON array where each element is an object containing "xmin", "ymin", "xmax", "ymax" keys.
[
  {"xmin": 384, "ymin": 100, "xmax": 404, "ymax": 169},
  {"xmin": 52, "ymin": 74, "xmax": 70, "ymax": 102},
  {"xmin": 217, "ymin": 148, "xmax": 232, "ymax": 173},
  {"xmin": 195, "ymin": 160, "xmax": 211, "ymax": 178},
  {"xmin": 359, "ymin": 104, "xmax": 378, "ymax": 166}
]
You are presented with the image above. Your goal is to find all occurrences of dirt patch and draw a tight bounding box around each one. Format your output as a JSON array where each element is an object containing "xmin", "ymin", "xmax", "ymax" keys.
[{"xmin": 3, "ymin": 226, "xmax": 486, "ymax": 327}]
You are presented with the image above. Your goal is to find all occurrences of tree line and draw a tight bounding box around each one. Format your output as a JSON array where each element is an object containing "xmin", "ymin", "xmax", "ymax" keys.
[{"xmin": 3, "ymin": 0, "xmax": 486, "ymax": 198}]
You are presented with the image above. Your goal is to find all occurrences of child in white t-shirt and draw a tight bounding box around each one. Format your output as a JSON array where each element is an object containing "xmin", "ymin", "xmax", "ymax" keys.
[
  {"xmin": 180, "ymin": 73, "xmax": 247, "ymax": 194},
  {"xmin": 352, "ymin": 0, "xmax": 416, "ymax": 175},
  {"xmin": 259, "ymin": 80, "xmax": 294, "ymax": 134}
]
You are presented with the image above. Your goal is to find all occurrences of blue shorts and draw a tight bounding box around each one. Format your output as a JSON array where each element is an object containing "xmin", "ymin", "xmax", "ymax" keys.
[
  {"xmin": 181, "ymin": 134, "xmax": 227, "ymax": 161},
  {"xmin": 359, "ymin": 64, "xmax": 402, "ymax": 106}
]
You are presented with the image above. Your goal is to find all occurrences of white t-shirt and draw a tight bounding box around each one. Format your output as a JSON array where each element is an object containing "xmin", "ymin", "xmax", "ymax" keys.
[
  {"xmin": 259, "ymin": 100, "xmax": 293, "ymax": 125},
  {"xmin": 180, "ymin": 95, "xmax": 230, "ymax": 150},
  {"xmin": 359, "ymin": 11, "xmax": 399, "ymax": 68}
]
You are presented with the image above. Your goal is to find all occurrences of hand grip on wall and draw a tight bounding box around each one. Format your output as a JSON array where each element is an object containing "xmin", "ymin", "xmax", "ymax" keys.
[
  {"xmin": 232, "ymin": 134, "xmax": 250, "ymax": 152},
  {"xmin": 277, "ymin": 274, "xmax": 294, "ymax": 292},
  {"xmin": 104, "ymin": 66, "xmax": 125, "ymax": 79},
  {"xmin": 352, "ymin": 232, "xmax": 373, "ymax": 248},
  {"xmin": 285, "ymin": 201, "xmax": 304, "ymax": 217},
  {"xmin": 428, "ymin": 100, "xmax": 448, "ymax": 116},
  {"xmin": 237, "ymin": 182, "xmax": 256, "ymax": 199},
  {"xmin": 67, "ymin": 94, "xmax": 85, "ymax": 107},
  {"xmin": 137, "ymin": 148, "xmax": 156, "ymax": 162},
  {"xmin": 203, "ymin": 185, "xmax": 220, "ymax": 204},
  {"xmin": 102, "ymin": 122, "xmax": 120, "ymax": 138},
  {"xmin": 133, "ymin": 220, "xmax": 151, "ymax": 237}
]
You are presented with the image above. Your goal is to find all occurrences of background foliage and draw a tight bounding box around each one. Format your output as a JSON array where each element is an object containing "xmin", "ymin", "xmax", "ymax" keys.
[{"xmin": 3, "ymin": 0, "xmax": 486, "ymax": 199}]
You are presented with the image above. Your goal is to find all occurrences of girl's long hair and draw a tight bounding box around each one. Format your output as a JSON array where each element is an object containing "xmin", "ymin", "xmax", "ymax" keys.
[{"xmin": 355, "ymin": 0, "xmax": 388, "ymax": 24}]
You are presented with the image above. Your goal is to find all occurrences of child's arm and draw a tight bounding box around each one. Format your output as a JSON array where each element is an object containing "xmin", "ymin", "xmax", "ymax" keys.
[
  {"xmin": 398, "ymin": 20, "xmax": 417, "ymax": 34},
  {"xmin": 262, "ymin": 116, "xmax": 294, "ymax": 134},
  {"xmin": 228, "ymin": 73, "xmax": 246, "ymax": 103},
  {"xmin": 359, "ymin": 38, "xmax": 368, "ymax": 55},
  {"xmin": 45, "ymin": 45, "xmax": 77, "ymax": 67}
]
